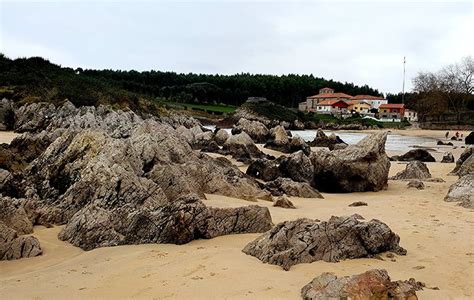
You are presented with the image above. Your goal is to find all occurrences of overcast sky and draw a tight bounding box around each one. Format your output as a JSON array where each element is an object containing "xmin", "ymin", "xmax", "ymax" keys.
[{"xmin": 1, "ymin": 0, "xmax": 473, "ymax": 94}]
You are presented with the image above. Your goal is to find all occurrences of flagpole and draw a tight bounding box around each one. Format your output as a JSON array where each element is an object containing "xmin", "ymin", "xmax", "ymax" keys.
[{"xmin": 402, "ymin": 56, "xmax": 406, "ymax": 104}]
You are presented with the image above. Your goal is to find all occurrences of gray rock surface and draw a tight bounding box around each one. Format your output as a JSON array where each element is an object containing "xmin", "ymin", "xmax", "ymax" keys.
[
  {"xmin": 0, "ymin": 197, "xmax": 34, "ymax": 235},
  {"xmin": 231, "ymin": 118, "xmax": 269, "ymax": 143},
  {"xmin": 407, "ymin": 180, "xmax": 425, "ymax": 190},
  {"xmin": 308, "ymin": 129, "xmax": 346, "ymax": 148},
  {"xmin": 264, "ymin": 178, "xmax": 323, "ymax": 198},
  {"xmin": 441, "ymin": 152, "xmax": 455, "ymax": 163},
  {"xmin": 214, "ymin": 129, "xmax": 229, "ymax": 145},
  {"xmin": 243, "ymin": 215, "xmax": 405, "ymax": 270},
  {"xmin": 391, "ymin": 149, "xmax": 436, "ymax": 162},
  {"xmin": 450, "ymin": 148, "xmax": 473, "ymax": 175},
  {"xmin": 0, "ymin": 223, "xmax": 42, "ymax": 260},
  {"xmin": 272, "ymin": 195, "xmax": 296, "ymax": 209},
  {"xmin": 390, "ymin": 161, "xmax": 432, "ymax": 180},
  {"xmin": 444, "ymin": 174, "xmax": 474, "ymax": 209}
]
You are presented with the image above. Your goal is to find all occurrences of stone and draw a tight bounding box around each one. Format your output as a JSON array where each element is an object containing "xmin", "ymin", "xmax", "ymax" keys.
[
  {"xmin": 450, "ymin": 148, "xmax": 473, "ymax": 175},
  {"xmin": 264, "ymin": 178, "xmax": 323, "ymax": 198},
  {"xmin": 441, "ymin": 152, "xmax": 455, "ymax": 163},
  {"xmin": 0, "ymin": 197, "xmax": 34, "ymax": 235},
  {"xmin": 246, "ymin": 159, "xmax": 282, "ymax": 182},
  {"xmin": 293, "ymin": 119, "xmax": 305, "ymax": 130},
  {"xmin": 310, "ymin": 132, "xmax": 390, "ymax": 192},
  {"xmin": 437, "ymin": 140, "xmax": 453, "ymax": 146},
  {"xmin": 301, "ymin": 269, "xmax": 423, "ymax": 300},
  {"xmin": 231, "ymin": 118, "xmax": 269, "ymax": 143},
  {"xmin": 391, "ymin": 149, "xmax": 436, "ymax": 162},
  {"xmin": 200, "ymin": 141, "xmax": 220, "ymax": 153},
  {"xmin": 243, "ymin": 215, "xmax": 406, "ymax": 270},
  {"xmin": 348, "ymin": 201, "xmax": 368, "ymax": 207},
  {"xmin": 466, "ymin": 132, "xmax": 474, "ymax": 144},
  {"xmin": 308, "ymin": 129, "xmax": 346, "ymax": 148},
  {"xmin": 390, "ymin": 161, "xmax": 432, "ymax": 180},
  {"xmin": 193, "ymin": 131, "xmax": 214, "ymax": 149},
  {"xmin": 289, "ymin": 136, "xmax": 310, "ymax": 155},
  {"xmin": 221, "ymin": 132, "xmax": 266, "ymax": 163},
  {"xmin": 214, "ymin": 129, "xmax": 229, "ymax": 145},
  {"xmin": 444, "ymin": 174, "xmax": 474, "ymax": 209},
  {"xmin": 407, "ymin": 180, "xmax": 425, "ymax": 190},
  {"xmin": 329, "ymin": 143, "xmax": 348, "ymax": 150},
  {"xmin": 272, "ymin": 195, "xmax": 296, "ymax": 209},
  {"xmin": 279, "ymin": 151, "xmax": 314, "ymax": 183},
  {"xmin": 59, "ymin": 195, "xmax": 273, "ymax": 251},
  {"xmin": 456, "ymin": 154, "xmax": 474, "ymax": 177},
  {"xmin": 0, "ymin": 223, "xmax": 42, "ymax": 260}
]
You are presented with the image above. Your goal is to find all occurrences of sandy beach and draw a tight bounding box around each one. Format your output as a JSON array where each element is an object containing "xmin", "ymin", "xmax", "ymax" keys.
[{"xmin": 0, "ymin": 130, "xmax": 473, "ymax": 299}]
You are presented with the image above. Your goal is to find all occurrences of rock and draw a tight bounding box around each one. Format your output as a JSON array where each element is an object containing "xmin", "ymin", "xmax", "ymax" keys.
[
  {"xmin": 348, "ymin": 201, "xmax": 368, "ymax": 207},
  {"xmin": 441, "ymin": 152, "xmax": 455, "ymax": 163},
  {"xmin": 328, "ymin": 143, "xmax": 348, "ymax": 150},
  {"xmin": 390, "ymin": 161, "xmax": 432, "ymax": 180},
  {"xmin": 246, "ymin": 159, "xmax": 282, "ymax": 182},
  {"xmin": 0, "ymin": 223, "xmax": 42, "ymax": 260},
  {"xmin": 0, "ymin": 168, "xmax": 11, "ymax": 191},
  {"xmin": 444, "ymin": 174, "xmax": 474, "ymax": 209},
  {"xmin": 231, "ymin": 118, "xmax": 269, "ymax": 143},
  {"xmin": 59, "ymin": 195, "xmax": 273, "ymax": 250},
  {"xmin": 293, "ymin": 119, "xmax": 305, "ymax": 130},
  {"xmin": 450, "ymin": 148, "xmax": 473, "ymax": 175},
  {"xmin": 264, "ymin": 125, "xmax": 290, "ymax": 152},
  {"xmin": 301, "ymin": 269, "xmax": 423, "ymax": 300},
  {"xmin": 221, "ymin": 132, "xmax": 266, "ymax": 163},
  {"xmin": 308, "ymin": 129, "xmax": 346, "ymax": 148},
  {"xmin": 437, "ymin": 140, "xmax": 453, "ymax": 146},
  {"xmin": 200, "ymin": 141, "xmax": 220, "ymax": 153},
  {"xmin": 310, "ymin": 132, "xmax": 390, "ymax": 192},
  {"xmin": 272, "ymin": 195, "xmax": 296, "ymax": 209},
  {"xmin": 466, "ymin": 132, "xmax": 474, "ymax": 144},
  {"xmin": 279, "ymin": 151, "xmax": 314, "ymax": 183},
  {"xmin": 193, "ymin": 131, "xmax": 214, "ymax": 149},
  {"xmin": 391, "ymin": 149, "xmax": 436, "ymax": 162},
  {"xmin": 264, "ymin": 178, "xmax": 323, "ymax": 198},
  {"xmin": 0, "ymin": 197, "xmax": 34, "ymax": 235},
  {"xmin": 214, "ymin": 129, "xmax": 229, "ymax": 146},
  {"xmin": 242, "ymin": 215, "xmax": 406, "ymax": 270},
  {"xmin": 289, "ymin": 136, "xmax": 310, "ymax": 155},
  {"xmin": 456, "ymin": 154, "xmax": 474, "ymax": 177},
  {"xmin": 407, "ymin": 180, "xmax": 425, "ymax": 190}
]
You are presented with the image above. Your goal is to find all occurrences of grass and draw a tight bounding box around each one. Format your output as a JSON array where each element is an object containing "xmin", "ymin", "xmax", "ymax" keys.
[{"xmin": 162, "ymin": 101, "xmax": 236, "ymax": 114}]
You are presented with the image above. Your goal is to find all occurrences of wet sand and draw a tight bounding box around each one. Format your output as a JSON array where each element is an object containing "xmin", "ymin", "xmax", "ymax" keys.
[{"xmin": 0, "ymin": 131, "xmax": 473, "ymax": 299}]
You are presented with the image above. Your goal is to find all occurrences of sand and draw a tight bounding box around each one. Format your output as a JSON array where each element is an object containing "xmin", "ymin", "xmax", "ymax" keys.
[
  {"xmin": 0, "ymin": 131, "xmax": 19, "ymax": 144},
  {"xmin": 0, "ymin": 131, "xmax": 473, "ymax": 299}
]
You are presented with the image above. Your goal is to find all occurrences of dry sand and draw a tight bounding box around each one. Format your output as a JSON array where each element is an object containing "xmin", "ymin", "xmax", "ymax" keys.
[
  {"xmin": 0, "ymin": 131, "xmax": 19, "ymax": 144},
  {"xmin": 0, "ymin": 131, "xmax": 473, "ymax": 299}
]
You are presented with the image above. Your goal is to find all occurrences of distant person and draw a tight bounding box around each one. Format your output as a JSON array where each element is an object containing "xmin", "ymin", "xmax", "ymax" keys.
[
  {"xmin": 445, "ymin": 131, "xmax": 449, "ymax": 140},
  {"xmin": 455, "ymin": 131, "xmax": 460, "ymax": 139}
]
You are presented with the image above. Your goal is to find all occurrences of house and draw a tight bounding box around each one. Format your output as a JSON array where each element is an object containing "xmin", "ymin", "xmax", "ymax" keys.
[
  {"xmin": 351, "ymin": 95, "xmax": 388, "ymax": 109},
  {"xmin": 379, "ymin": 103, "xmax": 405, "ymax": 121},
  {"xmin": 404, "ymin": 109, "xmax": 418, "ymax": 122},
  {"xmin": 316, "ymin": 100, "xmax": 350, "ymax": 115},
  {"xmin": 347, "ymin": 101, "xmax": 371, "ymax": 115},
  {"xmin": 304, "ymin": 87, "xmax": 353, "ymax": 112}
]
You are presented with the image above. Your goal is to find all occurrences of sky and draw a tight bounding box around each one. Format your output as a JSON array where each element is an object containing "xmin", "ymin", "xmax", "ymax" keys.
[{"xmin": 1, "ymin": 0, "xmax": 473, "ymax": 94}]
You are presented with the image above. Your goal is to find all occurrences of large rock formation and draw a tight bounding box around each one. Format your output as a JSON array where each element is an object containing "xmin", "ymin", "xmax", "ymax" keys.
[
  {"xmin": 231, "ymin": 118, "xmax": 269, "ymax": 143},
  {"xmin": 444, "ymin": 174, "xmax": 474, "ymax": 209},
  {"xmin": 243, "ymin": 215, "xmax": 405, "ymax": 270},
  {"xmin": 310, "ymin": 132, "xmax": 390, "ymax": 192},
  {"xmin": 308, "ymin": 129, "xmax": 346, "ymax": 148},
  {"xmin": 221, "ymin": 131, "xmax": 269, "ymax": 163},
  {"xmin": 390, "ymin": 161, "xmax": 432, "ymax": 180},
  {"xmin": 0, "ymin": 223, "xmax": 42, "ymax": 260},
  {"xmin": 465, "ymin": 132, "xmax": 474, "ymax": 144},
  {"xmin": 264, "ymin": 178, "xmax": 323, "ymax": 198},
  {"xmin": 301, "ymin": 269, "xmax": 423, "ymax": 300},
  {"xmin": 264, "ymin": 126, "xmax": 310, "ymax": 155},
  {"xmin": 214, "ymin": 128, "xmax": 229, "ymax": 145},
  {"xmin": 455, "ymin": 154, "xmax": 474, "ymax": 177},
  {"xmin": 450, "ymin": 148, "xmax": 473, "ymax": 175},
  {"xmin": 0, "ymin": 197, "xmax": 34, "ymax": 235},
  {"xmin": 391, "ymin": 149, "xmax": 436, "ymax": 162}
]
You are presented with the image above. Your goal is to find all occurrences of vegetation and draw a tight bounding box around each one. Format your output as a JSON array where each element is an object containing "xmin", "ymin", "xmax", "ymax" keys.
[{"xmin": 162, "ymin": 101, "xmax": 236, "ymax": 115}]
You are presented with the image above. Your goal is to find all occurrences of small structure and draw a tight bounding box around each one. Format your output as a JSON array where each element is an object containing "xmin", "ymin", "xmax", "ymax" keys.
[
  {"xmin": 404, "ymin": 109, "xmax": 418, "ymax": 122},
  {"xmin": 379, "ymin": 103, "xmax": 405, "ymax": 121},
  {"xmin": 348, "ymin": 101, "xmax": 371, "ymax": 115},
  {"xmin": 316, "ymin": 100, "xmax": 350, "ymax": 115},
  {"xmin": 351, "ymin": 95, "xmax": 388, "ymax": 109}
]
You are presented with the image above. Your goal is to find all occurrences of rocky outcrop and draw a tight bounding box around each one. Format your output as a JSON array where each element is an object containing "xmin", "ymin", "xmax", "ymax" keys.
[
  {"xmin": 221, "ymin": 132, "xmax": 269, "ymax": 163},
  {"xmin": 348, "ymin": 201, "xmax": 367, "ymax": 207},
  {"xmin": 437, "ymin": 140, "xmax": 453, "ymax": 146},
  {"xmin": 265, "ymin": 126, "xmax": 310, "ymax": 155},
  {"xmin": 242, "ymin": 215, "xmax": 405, "ymax": 270},
  {"xmin": 214, "ymin": 129, "xmax": 229, "ymax": 145},
  {"xmin": 0, "ymin": 197, "xmax": 34, "ymax": 235},
  {"xmin": 456, "ymin": 154, "xmax": 474, "ymax": 177},
  {"xmin": 293, "ymin": 119, "xmax": 305, "ymax": 130},
  {"xmin": 246, "ymin": 159, "xmax": 281, "ymax": 182},
  {"xmin": 450, "ymin": 148, "xmax": 473, "ymax": 175},
  {"xmin": 289, "ymin": 136, "xmax": 310, "ymax": 155},
  {"xmin": 279, "ymin": 151, "xmax": 314, "ymax": 183},
  {"xmin": 407, "ymin": 180, "xmax": 425, "ymax": 190},
  {"xmin": 301, "ymin": 269, "xmax": 424, "ymax": 300},
  {"xmin": 310, "ymin": 132, "xmax": 390, "ymax": 192},
  {"xmin": 272, "ymin": 195, "xmax": 296, "ymax": 209},
  {"xmin": 308, "ymin": 129, "xmax": 346, "ymax": 148},
  {"xmin": 0, "ymin": 223, "xmax": 42, "ymax": 260},
  {"xmin": 391, "ymin": 149, "xmax": 436, "ymax": 162},
  {"xmin": 231, "ymin": 118, "xmax": 269, "ymax": 143},
  {"xmin": 59, "ymin": 195, "xmax": 273, "ymax": 251},
  {"xmin": 465, "ymin": 132, "xmax": 474, "ymax": 144},
  {"xmin": 444, "ymin": 174, "xmax": 474, "ymax": 209},
  {"xmin": 264, "ymin": 178, "xmax": 323, "ymax": 198},
  {"xmin": 390, "ymin": 161, "xmax": 432, "ymax": 180},
  {"xmin": 441, "ymin": 152, "xmax": 455, "ymax": 163}
]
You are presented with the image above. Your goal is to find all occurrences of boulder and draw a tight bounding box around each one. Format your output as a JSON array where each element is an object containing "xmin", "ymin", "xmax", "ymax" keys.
[
  {"xmin": 264, "ymin": 125, "xmax": 290, "ymax": 152},
  {"xmin": 466, "ymin": 132, "xmax": 474, "ymax": 144},
  {"xmin": 310, "ymin": 132, "xmax": 390, "ymax": 192},
  {"xmin": 441, "ymin": 152, "xmax": 455, "ymax": 163},
  {"xmin": 272, "ymin": 195, "xmax": 296, "ymax": 209},
  {"xmin": 450, "ymin": 148, "xmax": 473, "ymax": 175},
  {"xmin": 328, "ymin": 143, "xmax": 348, "ymax": 150},
  {"xmin": 193, "ymin": 131, "xmax": 214, "ymax": 149},
  {"xmin": 391, "ymin": 149, "xmax": 436, "ymax": 162},
  {"xmin": 59, "ymin": 195, "xmax": 273, "ymax": 251},
  {"xmin": 0, "ymin": 197, "xmax": 34, "ymax": 235},
  {"xmin": 301, "ymin": 269, "xmax": 423, "ymax": 300},
  {"xmin": 231, "ymin": 118, "xmax": 269, "ymax": 143},
  {"xmin": 221, "ymin": 132, "xmax": 266, "ymax": 163},
  {"xmin": 264, "ymin": 178, "xmax": 323, "ymax": 198},
  {"xmin": 437, "ymin": 140, "xmax": 453, "ymax": 146},
  {"xmin": 407, "ymin": 180, "xmax": 425, "ymax": 190},
  {"xmin": 456, "ymin": 154, "xmax": 474, "ymax": 177},
  {"xmin": 293, "ymin": 119, "xmax": 305, "ymax": 130},
  {"xmin": 390, "ymin": 161, "xmax": 432, "ymax": 180},
  {"xmin": 348, "ymin": 201, "xmax": 368, "ymax": 207},
  {"xmin": 279, "ymin": 151, "xmax": 314, "ymax": 183},
  {"xmin": 246, "ymin": 159, "xmax": 282, "ymax": 182},
  {"xmin": 444, "ymin": 174, "xmax": 474, "ymax": 209},
  {"xmin": 214, "ymin": 129, "xmax": 229, "ymax": 145},
  {"xmin": 243, "ymin": 215, "xmax": 406, "ymax": 270},
  {"xmin": 289, "ymin": 136, "xmax": 310, "ymax": 155},
  {"xmin": 0, "ymin": 223, "xmax": 42, "ymax": 260},
  {"xmin": 308, "ymin": 129, "xmax": 346, "ymax": 148}
]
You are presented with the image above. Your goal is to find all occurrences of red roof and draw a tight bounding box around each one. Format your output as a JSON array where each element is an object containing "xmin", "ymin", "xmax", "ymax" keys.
[
  {"xmin": 351, "ymin": 95, "xmax": 385, "ymax": 100},
  {"xmin": 318, "ymin": 100, "xmax": 350, "ymax": 107},
  {"xmin": 308, "ymin": 92, "xmax": 353, "ymax": 99},
  {"xmin": 379, "ymin": 103, "xmax": 405, "ymax": 109}
]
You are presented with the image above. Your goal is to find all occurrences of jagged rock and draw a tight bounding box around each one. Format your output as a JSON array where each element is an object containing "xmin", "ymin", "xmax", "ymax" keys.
[
  {"xmin": 301, "ymin": 269, "xmax": 423, "ymax": 300},
  {"xmin": 328, "ymin": 143, "xmax": 348, "ymax": 150},
  {"xmin": 390, "ymin": 161, "xmax": 432, "ymax": 180},
  {"xmin": 293, "ymin": 119, "xmax": 305, "ymax": 130},
  {"xmin": 444, "ymin": 174, "xmax": 474, "ymax": 209},
  {"xmin": 231, "ymin": 118, "xmax": 269, "ymax": 143},
  {"xmin": 0, "ymin": 223, "xmax": 42, "ymax": 260},
  {"xmin": 391, "ymin": 149, "xmax": 436, "ymax": 162},
  {"xmin": 407, "ymin": 180, "xmax": 425, "ymax": 190},
  {"xmin": 242, "ymin": 215, "xmax": 406, "ymax": 270},
  {"xmin": 289, "ymin": 136, "xmax": 310, "ymax": 155},
  {"xmin": 214, "ymin": 129, "xmax": 229, "ymax": 146},
  {"xmin": 310, "ymin": 132, "xmax": 390, "ymax": 192},
  {"xmin": 456, "ymin": 154, "xmax": 474, "ymax": 177},
  {"xmin": 441, "ymin": 152, "xmax": 455, "ymax": 163},
  {"xmin": 279, "ymin": 151, "xmax": 314, "ymax": 183},
  {"xmin": 0, "ymin": 168, "xmax": 11, "ymax": 190},
  {"xmin": 437, "ymin": 140, "xmax": 453, "ymax": 146},
  {"xmin": 308, "ymin": 129, "xmax": 346, "ymax": 148},
  {"xmin": 264, "ymin": 178, "xmax": 323, "ymax": 198},
  {"xmin": 272, "ymin": 195, "xmax": 296, "ymax": 209},
  {"xmin": 200, "ymin": 141, "xmax": 220, "ymax": 153},
  {"xmin": 176, "ymin": 125, "xmax": 194, "ymax": 145},
  {"xmin": 59, "ymin": 195, "xmax": 273, "ymax": 251},
  {"xmin": 348, "ymin": 201, "xmax": 368, "ymax": 207},
  {"xmin": 246, "ymin": 159, "xmax": 281, "ymax": 181},
  {"xmin": 221, "ymin": 132, "xmax": 267, "ymax": 163},
  {"xmin": 0, "ymin": 197, "xmax": 33, "ymax": 235},
  {"xmin": 466, "ymin": 132, "xmax": 474, "ymax": 144},
  {"xmin": 193, "ymin": 131, "xmax": 214, "ymax": 149},
  {"xmin": 264, "ymin": 125, "xmax": 290, "ymax": 153},
  {"xmin": 450, "ymin": 148, "xmax": 473, "ymax": 175}
]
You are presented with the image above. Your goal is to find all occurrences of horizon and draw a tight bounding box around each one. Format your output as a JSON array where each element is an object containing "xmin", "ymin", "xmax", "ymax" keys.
[{"xmin": 1, "ymin": 1, "xmax": 473, "ymax": 95}]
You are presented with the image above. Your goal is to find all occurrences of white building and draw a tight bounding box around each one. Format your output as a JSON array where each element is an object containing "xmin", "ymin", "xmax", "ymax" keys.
[
  {"xmin": 404, "ymin": 109, "xmax": 418, "ymax": 122},
  {"xmin": 351, "ymin": 95, "xmax": 388, "ymax": 109}
]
